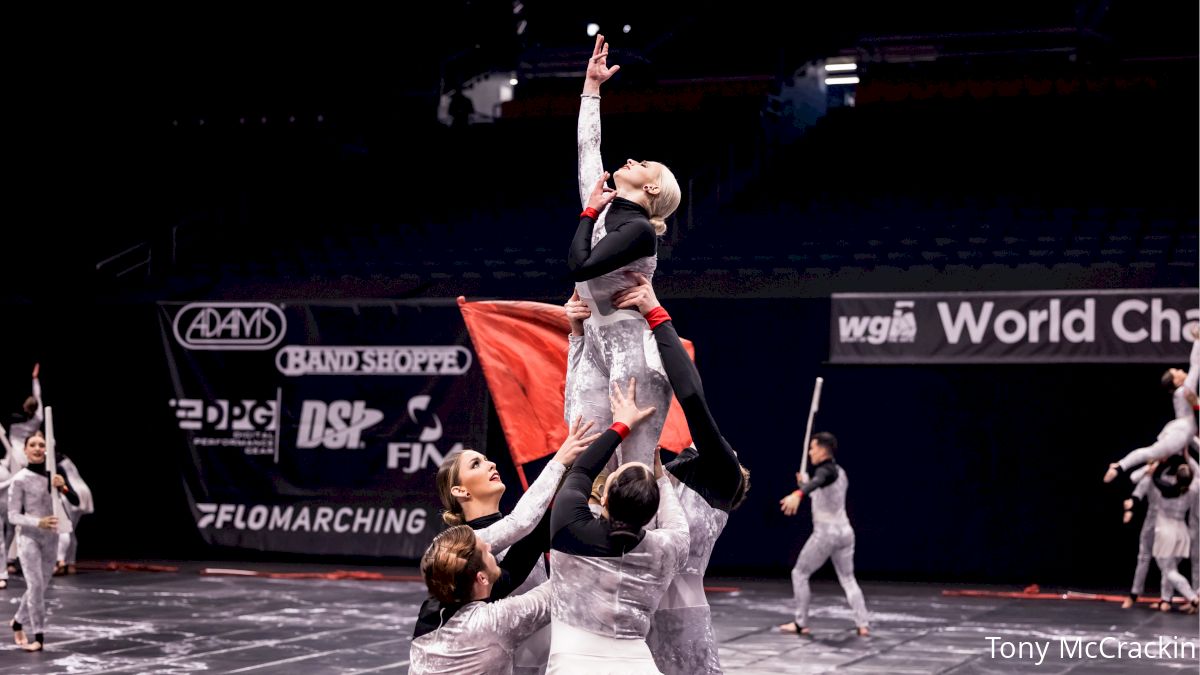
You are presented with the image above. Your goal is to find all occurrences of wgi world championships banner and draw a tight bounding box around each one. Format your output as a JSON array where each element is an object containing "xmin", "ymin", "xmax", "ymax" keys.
[
  {"xmin": 831, "ymin": 289, "xmax": 1199, "ymax": 364},
  {"xmin": 159, "ymin": 301, "xmax": 487, "ymax": 558}
]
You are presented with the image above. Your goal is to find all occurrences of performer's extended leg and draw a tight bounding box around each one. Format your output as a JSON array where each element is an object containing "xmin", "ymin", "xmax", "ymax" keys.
[
  {"xmin": 784, "ymin": 532, "xmax": 834, "ymax": 632},
  {"xmin": 829, "ymin": 531, "xmax": 869, "ymax": 630}
]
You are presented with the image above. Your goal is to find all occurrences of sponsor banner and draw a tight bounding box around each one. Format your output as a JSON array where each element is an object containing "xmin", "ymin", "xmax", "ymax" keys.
[
  {"xmin": 173, "ymin": 302, "xmax": 288, "ymax": 351},
  {"xmin": 190, "ymin": 501, "xmax": 432, "ymax": 558},
  {"xmin": 831, "ymin": 289, "xmax": 1199, "ymax": 364},
  {"xmin": 160, "ymin": 301, "xmax": 487, "ymax": 558},
  {"xmin": 276, "ymin": 345, "xmax": 472, "ymax": 376}
]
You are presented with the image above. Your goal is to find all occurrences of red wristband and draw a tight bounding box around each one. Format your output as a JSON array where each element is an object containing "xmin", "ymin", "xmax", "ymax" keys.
[
  {"xmin": 580, "ymin": 207, "xmax": 600, "ymax": 221},
  {"xmin": 610, "ymin": 422, "xmax": 630, "ymax": 439},
  {"xmin": 644, "ymin": 306, "xmax": 671, "ymax": 329},
  {"xmin": 792, "ymin": 489, "xmax": 804, "ymax": 499}
]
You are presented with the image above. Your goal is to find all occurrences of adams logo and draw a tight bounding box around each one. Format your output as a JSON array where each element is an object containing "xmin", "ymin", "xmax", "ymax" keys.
[
  {"xmin": 838, "ymin": 301, "xmax": 917, "ymax": 344},
  {"xmin": 173, "ymin": 302, "xmax": 287, "ymax": 351}
]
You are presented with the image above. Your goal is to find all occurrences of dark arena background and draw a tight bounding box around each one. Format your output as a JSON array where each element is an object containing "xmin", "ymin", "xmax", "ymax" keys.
[{"xmin": 3, "ymin": 2, "xmax": 1198, "ymax": 673}]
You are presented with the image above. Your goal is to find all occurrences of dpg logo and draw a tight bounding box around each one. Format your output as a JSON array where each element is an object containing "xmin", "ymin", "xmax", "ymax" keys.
[
  {"xmin": 388, "ymin": 395, "xmax": 464, "ymax": 473},
  {"xmin": 173, "ymin": 302, "xmax": 287, "ymax": 351},
  {"xmin": 169, "ymin": 398, "xmax": 278, "ymax": 431},
  {"xmin": 297, "ymin": 400, "xmax": 384, "ymax": 450},
  {"xmin": 839, "ymin": 301, "xmax": 917, "ymax": 345}
]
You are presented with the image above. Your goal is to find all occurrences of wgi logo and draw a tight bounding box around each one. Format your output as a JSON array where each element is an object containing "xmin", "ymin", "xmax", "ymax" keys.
[
  {"xmin": 388, "ymin": 395, "xmax": 464, "ymax": 473},
  {"xmin": 297, "ymin": 400, "xmax": 384, "ymax": 450},
  {"xmin": 839, "ymin": 301, "xmax": 917, "ymax": 345},
  {"xmin": 173, "ymin": 302, "xmax": 287, "ymax": 351}
]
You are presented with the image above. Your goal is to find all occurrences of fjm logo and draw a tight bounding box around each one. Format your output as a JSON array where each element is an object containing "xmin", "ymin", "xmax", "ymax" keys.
[
  {"xmin": 388, "ymin": 395, "xmax": 464, "ymax": 473},
  {"xmin": 173, "ymin": 302, "xmax": 287, "ymax": 351},
  {"xmin": 297, "ymin": 400, "xmax": 384, "ymax": 450},
  {"xmin": 838, "ymin": 301, "xmax": 917, "ymax": 345}
]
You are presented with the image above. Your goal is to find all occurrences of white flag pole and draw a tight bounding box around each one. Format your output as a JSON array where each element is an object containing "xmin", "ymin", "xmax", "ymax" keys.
[
  {"xmin": 799, "ymin": 377, "xmax": 824, "ymax": 477},
  {"xmin": 44, "ymin": 407, "xmax": 72, "ymax": 535}
]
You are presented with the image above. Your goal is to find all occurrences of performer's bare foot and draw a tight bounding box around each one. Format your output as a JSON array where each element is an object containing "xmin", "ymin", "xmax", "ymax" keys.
[
  {"xmin": 856, "ymin": 626, "xmax": 870, "ymax": 637},
  {"xmin": 20, "ymin": 640, "xmax": 42, "ymax": 652},
  {"xmin": 1103, "ymin": 463, "xmax": 1120, "ymax": 483},
  {"xmin": 778, "ymin": 621, "xmax": 811, "ymax": 636},
  {"xmin": 10, "ymin": 620, "xmax": 26, "ymax": 646},
  {"xmin": 1120, "ymin": 596, "xmax": 1135, "ymax": 609},
  {"xmin": 1184, "ymin": 600, "xmax": 1199, "ymax": 615},
  {"xmin": 1159, "ymin": 600, "xmax": 1172, "ymax": 612},
  {"xmin": 52, "ymin": 562, "xmax": 66, "ymax": 577}
]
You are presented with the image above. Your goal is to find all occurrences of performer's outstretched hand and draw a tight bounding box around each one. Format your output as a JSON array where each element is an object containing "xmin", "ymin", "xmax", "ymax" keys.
[
  {"xmin": 1122, "ymin": 510, "xmax": 1133, "ymax": 524},
  {"xmin": 610, "ymin": 377, "xmax": 656, "ymax": 429},
  {"xmin": 612, "ymin": 272, "xmax": 660, "ymax": 314},
  {"xmin": 584, "ymin": 34, "xmax": 620, "ymax": 93},
  {"xmin": 586, "ymin": 172, "xmax": 618, "ymax": 213},
  {"xmin": 555, "ymin": 417, "xmax": 601, "ymax": 467},
  {"xmin": 32, "ymin": 363, "xmax": 39, "ymax": 379},
  {"xmin": 779, "ymin": 491, "xmax": 802, "ymax": 516},
  {"xmin": 1103, "ymin": 463, "xmax": 1120, "ymax": 483},
  {"xmin": 565, "ymin": 290, "xmax": 591, "ymax": 336}
]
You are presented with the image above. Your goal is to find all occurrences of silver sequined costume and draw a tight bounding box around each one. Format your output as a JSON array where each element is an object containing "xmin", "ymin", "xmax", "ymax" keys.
[
  {"xmin": 791, "ymin": 464, "xmax": 869, "ymax": 628},
  {"xmin": 409, "ymin": 582, "xmax": 553, "ymax": 675},
  {"xmin": 565, "ymin": 96, "xmax": 672, "ymax": 470}
]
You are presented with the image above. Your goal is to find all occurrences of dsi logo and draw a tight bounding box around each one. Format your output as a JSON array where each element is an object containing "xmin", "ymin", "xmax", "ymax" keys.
[
  {"xmin": 297, "ymin": 400, "xmax": 384, "ymax": 450},
  {"xmin": 173, "ymin": 302, "xmax": 287, "ymax": 351}
]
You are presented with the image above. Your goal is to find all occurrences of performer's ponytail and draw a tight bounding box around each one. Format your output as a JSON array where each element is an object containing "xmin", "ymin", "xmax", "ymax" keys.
[
  {"xmin": 605, "ymin": 465, "xmax": 659, "ymax": 548},
  {"xmin": 436, "ymin": 451, "xmax": 467, "ymax": 526},
  {"xmin": 645, "ymin": 163, "xmax": 680, "ymax": 237},
  {"xmin": 420, "ymin": 525, "xmax": 485, "ymax": 604}
]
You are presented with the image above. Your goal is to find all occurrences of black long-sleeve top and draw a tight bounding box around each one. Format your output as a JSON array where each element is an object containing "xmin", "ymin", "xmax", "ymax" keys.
[
  {"xmin": 650, "ymin": 319, "xmax": 744, "ymax": 511},
  {"xmin": 1152, "ymin": 455, "xmax": 1190, "ymax": 498},
  {"xmin": 26, "ymin": 462, "xmax": 80, "ymax": 506},
  {"xmin": 797, "ymin": 459, "xmax": 839, "ymax": 495},
  {"xmin": 550, "ymin": 428, "xmax": 644, "ymax": 556},
  {"xmin": 567, "ymin": 198, "xmax": 656, "ymax": 282}
]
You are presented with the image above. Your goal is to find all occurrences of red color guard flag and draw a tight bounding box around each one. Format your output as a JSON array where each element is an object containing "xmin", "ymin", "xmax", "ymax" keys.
[{"xmin": 458, "ymin": 297, "xmax": 695, "ymax": 468}]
